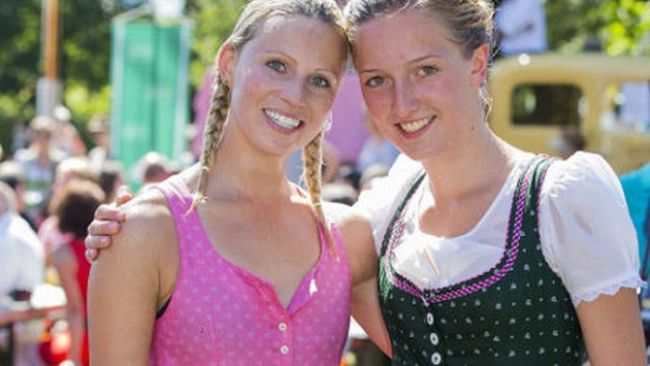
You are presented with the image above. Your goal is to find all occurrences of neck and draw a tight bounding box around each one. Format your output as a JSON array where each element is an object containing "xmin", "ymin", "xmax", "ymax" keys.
[
  {"xmin": 420, "ymin": 122, "xmax": 516, "ymax": 201},
  {"xmin": 202, "ymin": 124, "xmax": 294, "ymax": 203}
]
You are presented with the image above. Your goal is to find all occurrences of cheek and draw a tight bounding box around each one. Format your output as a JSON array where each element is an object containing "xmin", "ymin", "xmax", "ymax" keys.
[
  {"xmin": 233, "ymin": 64, "xmax": 271, "ymax": 94},
  {"xmin": 361, "ymin": 90, "xmax": 391, "ymax": 121}
]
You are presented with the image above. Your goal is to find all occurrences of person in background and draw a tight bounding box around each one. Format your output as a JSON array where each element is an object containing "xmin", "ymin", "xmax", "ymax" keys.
[
  {"xmin": 98, "ymin": 161, "xmax": 125, "ymax": 203},
  {"xmin": 550, "ymin": 126, "xmax": 586, "ymax": 160},
  {"xmin": 52, "ymin": 105, "xmax": 87, "ymax": 158},
  {"xmin": 495, "ymin": 0, "xmax": 547, "ymax": 55},
  {"xmin": 136, "ymin": 152, "xmax": 173, "ymax": 189},
  {"xmin": 0, "ymin": 181, "xmax": 44, "ymax": 298},
  {"xmin": 0, "ymin": 161, "xmax": 36, "ymax": 230},
  {"xmin": 0, "ymin": 181, "xmax": 45, "ymax": 366},
  {"xmin": 87, "ymin": 114, "xmax": 112, "ymax": 167},
  {"xmin": 51, "ymin": 180, "xmax": 105, "ymax": 366},
  {"xmin": 14, "ymin": 116, "xmax": 64, "ymax": 226},
  {"xmin": 38, "ymin": 157, "xmax": 99, "ymax": 261},
  {"xmin": 620, "ymin": 162, "xmax": 650, "ymax": 274}
]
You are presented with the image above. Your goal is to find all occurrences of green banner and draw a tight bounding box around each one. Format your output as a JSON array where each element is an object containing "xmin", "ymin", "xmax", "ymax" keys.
[{"xmin": 110, "ymin": 17, "xmax": 191, "ymax": 187}]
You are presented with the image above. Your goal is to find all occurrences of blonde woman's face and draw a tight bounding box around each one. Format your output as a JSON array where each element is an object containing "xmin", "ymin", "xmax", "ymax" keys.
[
  {"xmin": 353, "ymin": 9, "xmax": 488, "ymax": 161},
  {"xmin": 222, "ymin": 15, "xmax": 346, "ymax": 158}
]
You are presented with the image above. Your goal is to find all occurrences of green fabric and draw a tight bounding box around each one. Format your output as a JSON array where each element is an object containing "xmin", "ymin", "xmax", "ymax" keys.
[
  {"xmin": 110, "ymin": 20, "xmax": 191, "ymax": 188},
  {"xmin": 378, "ymin": 157, "xmax": 586, "ymax": 365}
]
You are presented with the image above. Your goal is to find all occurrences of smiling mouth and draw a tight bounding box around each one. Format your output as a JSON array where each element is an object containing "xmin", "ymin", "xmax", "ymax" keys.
[
  {"xmin": 264, "ymin": 109, "xmax": 303, "ymax": 130},
  {"xmin": 397, "ymin": 116, "xmax": 434, "ymax": 133}
]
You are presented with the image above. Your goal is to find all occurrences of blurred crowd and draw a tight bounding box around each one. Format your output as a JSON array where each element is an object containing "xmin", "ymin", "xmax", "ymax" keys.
[{"xmin": 0, "ymin": 106, "xmax": 176, "ymax": 365}]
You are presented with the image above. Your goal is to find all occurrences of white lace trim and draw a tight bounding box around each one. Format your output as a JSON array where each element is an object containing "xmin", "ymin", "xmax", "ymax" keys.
[{"xmin": 572, "ymin": 276, "xmax": 646, "ymax": 306}]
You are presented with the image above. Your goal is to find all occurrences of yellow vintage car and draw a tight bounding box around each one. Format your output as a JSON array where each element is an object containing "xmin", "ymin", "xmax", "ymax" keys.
[{"xmin": 489, "ymin": 53, "xmax": 650, "ymax": 174}]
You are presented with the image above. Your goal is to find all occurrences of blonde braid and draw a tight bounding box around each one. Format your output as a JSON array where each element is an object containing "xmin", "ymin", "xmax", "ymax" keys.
[
  {"xmin": 302, "ymin": 131, "xmax": 339, "ymax": 259},
  {"xmin": 190, "ymin": 74, "xmax": 231, "ymax": 211}
]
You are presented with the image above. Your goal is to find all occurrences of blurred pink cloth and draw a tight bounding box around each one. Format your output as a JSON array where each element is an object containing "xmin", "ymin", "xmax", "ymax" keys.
[
  {"xmin": 191, "ymin": 71, "xmax": 215, "ymax": 159},
  {"xmin": 326, "ymin": 72, "xmax": 369, "ymax": 163}
]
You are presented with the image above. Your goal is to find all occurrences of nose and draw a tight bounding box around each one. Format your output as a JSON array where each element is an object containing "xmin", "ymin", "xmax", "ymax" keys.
[
  {"xmin": 393, "ymin": 78, "xmax": 419, "ymax": 119},
  {"xmin": 279, "ymin": 78, "xmax": 306, "ymax": 108}
]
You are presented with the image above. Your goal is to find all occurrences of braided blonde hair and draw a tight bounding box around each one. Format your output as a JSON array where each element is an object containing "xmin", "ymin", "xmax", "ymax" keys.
[
  {"xmin": 191, "ymin": 0, "xmax": 347, "ymax": 255},
  {"xmin": 302, "ymin": 131, "xmax": 339, "ymax": 258}
]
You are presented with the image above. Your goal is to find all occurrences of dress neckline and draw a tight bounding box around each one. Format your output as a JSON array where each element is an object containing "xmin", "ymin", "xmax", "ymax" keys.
[{"xmin": 411, "ymin": 158, "xmax": 525, "ymax": 242}]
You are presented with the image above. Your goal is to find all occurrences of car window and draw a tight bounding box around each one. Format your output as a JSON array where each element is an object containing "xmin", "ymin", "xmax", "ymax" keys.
[{"xmin": 511, "ymin": 84, "xmax": 584, "ymax": 127}]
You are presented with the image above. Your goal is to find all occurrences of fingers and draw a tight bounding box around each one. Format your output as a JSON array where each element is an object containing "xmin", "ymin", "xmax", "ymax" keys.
[
  {"xmin": 85, "ymin": 232, "xmax": 112, "ymax": 249},
  {"xmin": 115, "ymin": 185, "xmax": 134, "ymax": 207},
  {"xmin": 94, "ymin": 204, "xmax": 126, "ymax": 222},
  {"xmin": 85, "ymin": 248, "xmax": 98, "ymax": 263},
  {"xmin": 88, "ymin": 219, "xmax": 121, "ymax": 237}
]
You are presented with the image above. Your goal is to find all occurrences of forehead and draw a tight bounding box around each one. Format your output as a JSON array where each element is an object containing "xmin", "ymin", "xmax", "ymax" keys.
[
  {"xmin": 353, "ymin": 9, "xmax": 458, "ymax": 67},
  {"xmin": 243, "ymin": 14, "xmax": 346, "ymax": 64}
]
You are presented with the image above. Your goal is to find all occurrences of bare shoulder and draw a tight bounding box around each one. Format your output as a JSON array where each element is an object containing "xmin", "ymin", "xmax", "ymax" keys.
[
  {"xmin": 323, "ymin": 202, "xmax": 371, "ymax": 244},
  {"xmin": 323, "ymin": 201, "xmax": 376, "ymax": 284},
  {"xmin": 96, "ymin": 188, "xmax": 175, "ymax": 266}
]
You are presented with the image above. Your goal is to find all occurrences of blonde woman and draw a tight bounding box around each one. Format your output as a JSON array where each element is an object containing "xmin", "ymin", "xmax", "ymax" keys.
[
  {"xmin": 87, "ymin": 1, "xmax": 388, "ymax": 364},
  {"xmin": 88, "ymin": 0, "xmax": 645, "ymax": 364}
]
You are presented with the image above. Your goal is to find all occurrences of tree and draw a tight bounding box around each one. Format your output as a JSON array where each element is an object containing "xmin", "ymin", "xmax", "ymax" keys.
[
  {"xmin": 1, "ymin": 0, "xmax": 648, "ymax": 159},
  {"xmin": 545, "ymin": 0, "xmax": 650, "ymax": 55}
]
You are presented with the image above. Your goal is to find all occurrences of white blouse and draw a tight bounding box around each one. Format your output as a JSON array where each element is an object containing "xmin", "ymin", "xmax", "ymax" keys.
[{"xmin": 354, "ymin": 152, "xmax": 643, "ymax": 306}]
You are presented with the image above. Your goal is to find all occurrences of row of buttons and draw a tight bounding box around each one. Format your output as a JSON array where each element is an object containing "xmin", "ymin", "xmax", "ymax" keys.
[
  {"xmin": 427, "ymin": 313, "xmax": 442, "ymax": 365},
  {"xmin": 279, "ymin": 322, "xmax": 289, "ymax": 354}
]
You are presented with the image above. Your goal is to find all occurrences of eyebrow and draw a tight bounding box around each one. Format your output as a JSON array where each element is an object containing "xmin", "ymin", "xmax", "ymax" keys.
[
  {"xmin": 262, "ymin": 50, "xmax": 297, "ymax": 66},
  {"xmin": 357, "ymin": 53, "xmax": 445, "ymax": 74},
  {"xmin": 263, "ymin": 49, "xmax": 341, "ymax": 82}
]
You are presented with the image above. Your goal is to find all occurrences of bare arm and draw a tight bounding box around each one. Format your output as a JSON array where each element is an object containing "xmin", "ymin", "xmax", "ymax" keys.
[
  {"xmin": 576, "ymin": 288, "xmax": 646, "ymax": 366},
  {"xmin": 339, "ymin": 208, "xmax": 392, "ymax": 357},
  {"xmin": 88, "ymin": 192, "xmax": 174, "ymax": 365},
  {"xmin": 51, "ymin": 246, "xmax": 85, "ymax": 365}
]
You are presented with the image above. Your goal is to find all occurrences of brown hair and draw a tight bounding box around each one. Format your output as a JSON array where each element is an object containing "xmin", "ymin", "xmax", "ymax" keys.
[
  {"xmin": 192, "ymin": 0, "xmax": 348, "ymax": 256},
  {"xmin": 54, "ymin": 179, "xmax": 106, "ymax": 239},
  {"xmin": 345, "ymin": 0, "xmax": 494, "ymax": 114}
]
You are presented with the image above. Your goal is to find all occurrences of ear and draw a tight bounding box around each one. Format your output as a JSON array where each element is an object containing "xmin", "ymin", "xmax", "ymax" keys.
[
  {"xmin": 469, "ymin": 43, "xmax": 490, "ymax": 87},
  {"xmin": 216, "ymin": 42, "xmax": 236, "ymax": 85}
]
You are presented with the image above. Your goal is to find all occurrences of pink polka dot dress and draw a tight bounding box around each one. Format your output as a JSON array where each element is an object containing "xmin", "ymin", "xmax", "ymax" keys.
[{"xmin": 149, "ymin": 176, "xmax": 352, "ymax": 365}]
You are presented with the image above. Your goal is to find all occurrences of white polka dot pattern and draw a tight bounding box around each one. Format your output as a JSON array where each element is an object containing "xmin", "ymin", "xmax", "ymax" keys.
[{"xmin": 148, "ymin": 178, "xmax": 352, "ymax": 365}]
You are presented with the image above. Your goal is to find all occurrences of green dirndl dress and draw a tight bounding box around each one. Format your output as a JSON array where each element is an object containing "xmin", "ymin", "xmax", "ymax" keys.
[{"xmin": 378, "ymin": 157, "xmax": 587, "ymax": 366}]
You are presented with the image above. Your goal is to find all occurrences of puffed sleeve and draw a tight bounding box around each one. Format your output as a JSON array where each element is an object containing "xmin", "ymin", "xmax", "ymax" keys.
[
  {"xmin": 538, "ymin": 152, "xmax": 644, "ymax": 306},
  {"xmin": 353, "ymin": 154, "xmax": 422, "ymax": 254}
]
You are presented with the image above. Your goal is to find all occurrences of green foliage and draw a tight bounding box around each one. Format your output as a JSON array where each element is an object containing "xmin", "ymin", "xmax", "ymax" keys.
[
  {"xmin": 545, "ymin": 0, "xmax": 650, "ymax": 55},
  {"xmin": 1, "ymin": 0, "xmax": 648, "ymax": 160},
  {"xmin": 186, "ymin": 0, "xmax": 247, "ymax": 87},
  {"xmin": 0, "ymin": 0, "xmax": 127, "ymax": 159}
]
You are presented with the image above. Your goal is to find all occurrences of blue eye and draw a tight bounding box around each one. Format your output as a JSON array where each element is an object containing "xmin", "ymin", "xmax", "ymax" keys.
[
  {"xmin": 417, "ymin": 65, "xmax": 439, "ymax": 77},
  {"xmin": 365, "ymin": 75, "xmax": 385, "ymax": 88},
  {"xmin": 266, "ymin": 60, "xmax": 287, "ymax": 72},
  {"xmin": 311, "ymin": 75, "xmax": 331, "ymax": 89}
]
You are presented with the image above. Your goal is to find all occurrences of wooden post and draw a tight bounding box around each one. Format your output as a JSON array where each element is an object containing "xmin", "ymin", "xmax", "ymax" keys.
[{"xmin": 43, "ymin": 0, "xmax": 59, "ymax": 79}]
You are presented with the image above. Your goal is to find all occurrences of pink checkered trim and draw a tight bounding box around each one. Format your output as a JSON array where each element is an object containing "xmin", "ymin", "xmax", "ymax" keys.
[{"xmin": 383, "ymin": 165, "xmax": 532, "ymax": 305}]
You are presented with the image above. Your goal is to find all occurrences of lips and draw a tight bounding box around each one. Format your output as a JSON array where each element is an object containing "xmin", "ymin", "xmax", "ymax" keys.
[
  {"xmin": 264, "ymin": 109, "xmax": 303, "ymax": 130},
  {"xmin": 396, "ymin": 116, "xmax": 435, "ymax": 137}
]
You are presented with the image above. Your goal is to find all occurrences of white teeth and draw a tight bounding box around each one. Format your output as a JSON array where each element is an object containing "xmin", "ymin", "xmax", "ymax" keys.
[
  {"xmin": 265, "ymin": 110, "xmax": 301, "ymax": 129},
  {"xmin": 399, "ymin": 117, "xmax": 431, "ymax": 133}
]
